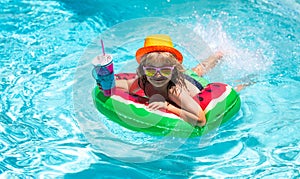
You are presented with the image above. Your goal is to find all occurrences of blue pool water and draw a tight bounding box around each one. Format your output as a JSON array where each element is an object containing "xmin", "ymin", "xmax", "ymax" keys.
[{"xmin": 1, "ymin": 0, "xmax": 300, "ymax": 178}]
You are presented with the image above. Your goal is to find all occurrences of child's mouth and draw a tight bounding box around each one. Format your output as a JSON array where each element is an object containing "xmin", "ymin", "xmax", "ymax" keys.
[{"xmin": 151, "ymin": 77, "xmax": 167, "ymax": 81}]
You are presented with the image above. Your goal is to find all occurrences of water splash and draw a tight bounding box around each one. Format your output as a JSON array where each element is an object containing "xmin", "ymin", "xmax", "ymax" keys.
[{"xmin": 193, "ymin": 18, "xmax": 273, "ymax": 83}]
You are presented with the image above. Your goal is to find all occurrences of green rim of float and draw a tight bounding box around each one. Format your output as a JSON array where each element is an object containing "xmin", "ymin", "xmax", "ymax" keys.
[{"xmin": 92, "ymin": 70, "xmax": 241, "ymax": 138}]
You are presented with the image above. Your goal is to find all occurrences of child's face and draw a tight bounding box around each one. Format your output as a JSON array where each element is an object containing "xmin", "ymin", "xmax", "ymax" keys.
[{"xmin": 143, "ymin": 62, "xmax": 174, "ymax": 88}]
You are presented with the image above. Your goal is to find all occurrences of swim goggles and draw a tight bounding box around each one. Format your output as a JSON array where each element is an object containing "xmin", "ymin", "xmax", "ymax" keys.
[{"xmin": 143, "ymin": 66, "xmax": 175, "ymax": 77}]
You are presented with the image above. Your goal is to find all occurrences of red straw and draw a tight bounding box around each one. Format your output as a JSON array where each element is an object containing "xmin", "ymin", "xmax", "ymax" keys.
[{"xmin": 101, "ymin": 39, "xmax": 105, "ymax": 56}]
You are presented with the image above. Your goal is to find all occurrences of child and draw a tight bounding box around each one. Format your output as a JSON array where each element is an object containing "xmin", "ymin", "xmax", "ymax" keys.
[{"xmin": 113, "ymin": 34, "xmax": 223, "ymax": 127}]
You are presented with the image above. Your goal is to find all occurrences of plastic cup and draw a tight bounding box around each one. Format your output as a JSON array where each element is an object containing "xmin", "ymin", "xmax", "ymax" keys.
[{"xmin": 92, "ymin": 54, "xmax": 115, "ymax": 96}]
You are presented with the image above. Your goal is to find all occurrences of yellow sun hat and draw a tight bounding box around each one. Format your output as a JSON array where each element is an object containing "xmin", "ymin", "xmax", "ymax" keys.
[{"xmin": 135, "ymin": 34, "xmax": 183, "ymax": 64}]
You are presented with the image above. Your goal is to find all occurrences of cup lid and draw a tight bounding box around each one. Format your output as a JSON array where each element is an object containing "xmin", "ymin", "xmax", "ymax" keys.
[{"xmin": 92, "ymin": 54, "xmax": 113, "ymax": 66}]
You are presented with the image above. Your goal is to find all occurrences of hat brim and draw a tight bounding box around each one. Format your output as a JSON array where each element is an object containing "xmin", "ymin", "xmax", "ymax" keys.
[{"xmin": 136, "ymin": 46, "xmax": 183, "ymax": 64}]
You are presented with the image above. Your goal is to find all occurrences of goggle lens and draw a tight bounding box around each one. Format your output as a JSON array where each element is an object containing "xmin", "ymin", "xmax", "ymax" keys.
[{"xmin": 143, "ymin": 66, "xmax": 174, "ymax": 77}]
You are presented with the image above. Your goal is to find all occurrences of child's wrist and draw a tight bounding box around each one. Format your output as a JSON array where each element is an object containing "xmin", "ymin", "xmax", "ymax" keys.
[{"xmin": 166, "ymin": 102, "xmax": 181, "ymax": 116}]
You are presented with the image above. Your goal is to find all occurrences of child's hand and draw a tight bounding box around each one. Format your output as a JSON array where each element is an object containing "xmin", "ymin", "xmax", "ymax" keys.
[
  {"xmin": 147, "ymin": 101, "xmax": 167, "ymax": 111},
  {"xmin": 147, "ymin": 94, "xmax": 168, "ymax": 110}
]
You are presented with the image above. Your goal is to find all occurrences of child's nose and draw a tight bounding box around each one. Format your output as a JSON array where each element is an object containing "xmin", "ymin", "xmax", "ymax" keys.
[{"xmin": 154, "ymin": 71, "xmax": 162, "ymax": 77}]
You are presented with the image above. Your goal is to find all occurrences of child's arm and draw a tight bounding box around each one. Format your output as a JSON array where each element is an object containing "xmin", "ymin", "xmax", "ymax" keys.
[
  {"xmin": 115, "ymin": 79, "xmax": 131, "ymax": 91},
  {"xmin": 168, "ymin": 89, "xmax": 206, "ymax": 127},
  {"xmin": 148, "ymin": 88, "xmax": 206, "ymax": 127},
  {"xmin": 115, "ymin": 77, "xmax": 140, "ymax": 94}
]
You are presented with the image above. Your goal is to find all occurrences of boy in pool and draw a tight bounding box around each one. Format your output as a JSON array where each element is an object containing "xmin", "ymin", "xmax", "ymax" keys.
[{"xmin": 112, "ymin": 34, "xmax": 224, "ymax": 127}]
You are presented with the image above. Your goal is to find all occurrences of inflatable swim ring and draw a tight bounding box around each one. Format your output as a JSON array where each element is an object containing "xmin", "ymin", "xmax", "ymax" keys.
[{"xmin": 92, "ymin": 70, "xmax": 241, "ymax": 137}]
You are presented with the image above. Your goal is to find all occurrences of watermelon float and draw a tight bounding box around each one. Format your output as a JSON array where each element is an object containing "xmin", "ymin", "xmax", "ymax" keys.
[{"xmin": 92, "ymin": 70, "xmax": 241, "ymax": 138}]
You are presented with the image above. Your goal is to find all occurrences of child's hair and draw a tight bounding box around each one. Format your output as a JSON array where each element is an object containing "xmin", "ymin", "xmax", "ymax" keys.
[{"xmin": 136, "ymin": 52, "xmax": 186, "ymax": 96}]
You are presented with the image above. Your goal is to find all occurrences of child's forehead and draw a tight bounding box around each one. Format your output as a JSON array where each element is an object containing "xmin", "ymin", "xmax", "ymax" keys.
[
  {"xmin": 145, "ymin": 57, "xmax": 174, "ymax": 65},
  {"xmin": 145, "ymin": 60, "xmax": 172, "ymax": 67}
]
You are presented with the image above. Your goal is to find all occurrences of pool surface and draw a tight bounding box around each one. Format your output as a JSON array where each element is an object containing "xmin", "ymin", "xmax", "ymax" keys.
[{"xmin": 1, "ymin": 0, "xmax": 300, "ymax": 178}]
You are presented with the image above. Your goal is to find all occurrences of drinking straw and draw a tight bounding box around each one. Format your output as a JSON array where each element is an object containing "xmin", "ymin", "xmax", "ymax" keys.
[{"xmin": 101, "ymin": 39, "xmax": 105, "ymax": 56}]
